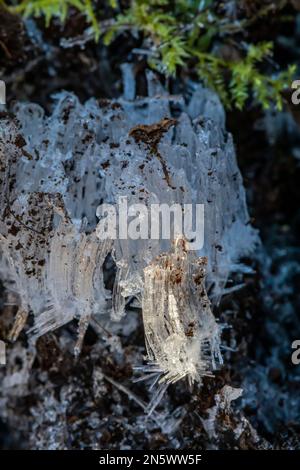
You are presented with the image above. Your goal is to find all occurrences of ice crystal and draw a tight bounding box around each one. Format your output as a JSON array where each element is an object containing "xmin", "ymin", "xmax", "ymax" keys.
[
  {"xmin": 200, "ymin": 385, "xmax": 243, "ymax": 440},
  {"xmin": 0, "ymin": 75, "xmax": 259, "ymax": 392}
]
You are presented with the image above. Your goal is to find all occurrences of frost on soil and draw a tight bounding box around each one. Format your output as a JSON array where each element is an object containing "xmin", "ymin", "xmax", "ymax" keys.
[{"xmin": 0, "ymin": 73, "xmax": 259, "ymax": 403}]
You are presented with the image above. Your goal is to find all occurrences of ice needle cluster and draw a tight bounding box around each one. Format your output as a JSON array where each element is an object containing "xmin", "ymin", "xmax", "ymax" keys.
[{"xmin": 0, "ymin": 72, "xmax": 259, "ymax": 393}]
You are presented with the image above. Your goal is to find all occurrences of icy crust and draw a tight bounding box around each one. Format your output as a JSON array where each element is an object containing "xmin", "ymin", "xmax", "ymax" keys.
[{"xmin": 0, "ymin": 82, "xmax": 259, "ymax": 384}]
